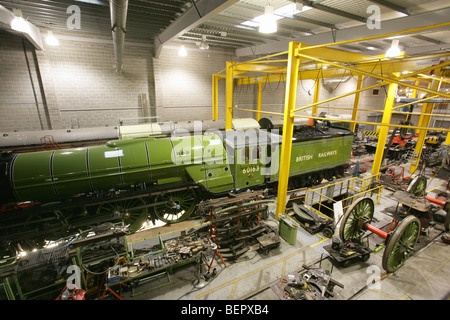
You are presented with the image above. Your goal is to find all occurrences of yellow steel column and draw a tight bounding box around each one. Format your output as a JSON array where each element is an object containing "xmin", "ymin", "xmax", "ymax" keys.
[
  {"xmin": 256, "ymin": 82, "xmax": 263, "ymax": 121},
  {"xmin": 371, "ymin": 83, "xmax": 398, "ymax": 175},
  {"xmin": 225, "ymin": 61, "xmax": 234, "ymax": 130},
  {"xmin": 350, "ymin": 75, "xmax": 363, "ymax": 132},
  {"xmin": 212, "ymin": 74, "xmax": 219, "ymax": 120},
  {"xmin": 275, "ymin": 42, "xmax": 301, "ymax": 220},
  {"xmin": 445, "ymin": 132, "xmax": 450, "ymax": 145},
  {"xmin": 312, "ymin": 75, "xmax": 320, "ymax": 116},
  {"xmin": 409, "ymin": 80, "xmax": 440, "ymax": 173}
]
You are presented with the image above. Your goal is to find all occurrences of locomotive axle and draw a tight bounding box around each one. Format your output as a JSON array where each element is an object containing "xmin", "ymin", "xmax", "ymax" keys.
[{"xmin": 364, "ymin": 222, "xmax": 388, "ymax": 240}]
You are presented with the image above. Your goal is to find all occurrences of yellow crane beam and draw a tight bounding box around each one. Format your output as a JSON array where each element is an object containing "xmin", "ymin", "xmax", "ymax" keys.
[{"xmin": 225, "ymin": 61, "xmax": 234, "ymax": 130}]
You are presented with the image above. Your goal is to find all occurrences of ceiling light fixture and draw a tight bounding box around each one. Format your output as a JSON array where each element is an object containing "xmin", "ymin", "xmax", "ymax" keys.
[
  {"xmin": 259, "ymin": 5, "xmax": 277, "ymax": 34},
  {"xmin": 178, "ymin": 44, "xmax": 187, "ymax": 56},
  {"xmin": 10, "ymin": 9, "xmax": 31, "ymax": 34},
  {"xmin": 45, "ymin": 30, "xmax": 59, "ymax": 46},
  {"xmin": 385, "ymin": 39, "xmax": 401, "ymax": 58}
]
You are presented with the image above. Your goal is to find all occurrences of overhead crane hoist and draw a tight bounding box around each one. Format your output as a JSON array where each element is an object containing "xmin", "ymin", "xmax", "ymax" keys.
[{"xmin": 212, "ymin": 23, "xmax": 450, "ymax": 220}]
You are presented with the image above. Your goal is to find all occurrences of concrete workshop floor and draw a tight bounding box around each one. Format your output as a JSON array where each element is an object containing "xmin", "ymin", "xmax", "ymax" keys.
[{"xmin": 123, "ymin": 161, "xmax": 450, "ymax": 301}]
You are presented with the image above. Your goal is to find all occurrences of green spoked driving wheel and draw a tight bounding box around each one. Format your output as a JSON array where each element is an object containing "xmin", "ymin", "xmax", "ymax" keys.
[
  {"xmin": 339, "ymin": 197, "xmax": 375, "ymax": 242},
  {"xmin": 382, "ymin": 215, "xmax": 421, "ymax": 273},
  {"xmin": 96, "ymin": 197, "xmax": 148, "ymax": 233},
  {"xmin": 153, "ymin": 189, "xmax": 198, "ymax": 224},
  {"xmin": 407, "ymin": 176, "xmax": 427, "ymax": 196}
]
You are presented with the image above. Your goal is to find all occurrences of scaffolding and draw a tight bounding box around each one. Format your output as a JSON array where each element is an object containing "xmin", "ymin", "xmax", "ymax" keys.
[{"xmin": 212, "ymin": 23, "xmax": 450, "ymax": 219}]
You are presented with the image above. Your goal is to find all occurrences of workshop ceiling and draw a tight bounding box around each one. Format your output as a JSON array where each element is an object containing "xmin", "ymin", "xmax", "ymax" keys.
[{"xmin": 0, "ymin": 0, "xmax": 449, "ymax": 58}]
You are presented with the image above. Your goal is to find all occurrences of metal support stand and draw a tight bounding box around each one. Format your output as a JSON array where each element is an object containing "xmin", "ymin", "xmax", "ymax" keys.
[
  {"xmin": 99, "ymin": 277, "xmax": 124, "ymax": 300},
  {"xmin": 201, "ymin": 244, "xmax": 226, "ymax": 273}
]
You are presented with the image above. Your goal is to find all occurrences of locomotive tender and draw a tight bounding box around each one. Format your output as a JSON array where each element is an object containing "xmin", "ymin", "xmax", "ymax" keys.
[{"xmin": 0, "ymin": 122, "xmax": 353, "ymax": 251}]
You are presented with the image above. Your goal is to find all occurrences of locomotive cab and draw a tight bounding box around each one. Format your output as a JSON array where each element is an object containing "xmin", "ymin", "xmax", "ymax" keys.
[{"xmin": 224, "ymin": 129, "xmax": 282, "ymax": 191}]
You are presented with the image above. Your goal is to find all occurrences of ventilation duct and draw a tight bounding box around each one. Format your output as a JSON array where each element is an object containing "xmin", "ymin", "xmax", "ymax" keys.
[{"xmin": 109, "ymin": 0, "xmax": 128, "ymax": 74}]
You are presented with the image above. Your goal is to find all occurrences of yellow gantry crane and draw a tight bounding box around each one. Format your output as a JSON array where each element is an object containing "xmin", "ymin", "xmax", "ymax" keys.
[{"xmin": 212, "ymin": 23, "xmax": 450, "ymax": 219}]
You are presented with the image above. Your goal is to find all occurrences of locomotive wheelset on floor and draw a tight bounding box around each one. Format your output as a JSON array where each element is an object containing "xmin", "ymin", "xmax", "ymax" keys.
[
  {"xmin": 0, "ymin": 121, "xmax": 353, "ymax": 253},
  {"xmin": 337, "ymin": 180, "xmax": 450, "ymax": 273},
  {"xmin": 338, "ymin": 197, "xmax": 422, "ymax": 273}
]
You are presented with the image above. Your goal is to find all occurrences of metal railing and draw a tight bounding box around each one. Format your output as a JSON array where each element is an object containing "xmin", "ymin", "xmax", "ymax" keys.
[{"xmin": 304, "ymin": 174, "xmax": 383, "ymax": 219}]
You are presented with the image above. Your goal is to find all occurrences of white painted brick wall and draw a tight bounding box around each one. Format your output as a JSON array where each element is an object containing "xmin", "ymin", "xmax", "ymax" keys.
[
  {"xmin": 0, "ymin": 31, "xmax": 236, "ymax": 131},
  {"xmin": 154, "ymin": 45, "xmax": 233, "ymax": 122},
  {"xmin": 36, "ymin": 35, "xmax": 152, "ymax": 128}
]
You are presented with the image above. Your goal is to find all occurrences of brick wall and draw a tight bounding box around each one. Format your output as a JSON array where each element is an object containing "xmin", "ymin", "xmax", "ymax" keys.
[
  {"xmin": 0, "ymin": 31, "xmax": 236, "ymax": 132},
  {"xmin": 153, "ymin": 45, "xmax": 232, "ymax": 122},
  {"xmin": 37, "ymin": 32, "xmax": 154, "ymax": 129}
]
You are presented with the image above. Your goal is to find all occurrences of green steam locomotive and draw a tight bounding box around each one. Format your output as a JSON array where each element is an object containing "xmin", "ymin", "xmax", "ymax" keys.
[{"xmin": 0, "ymin": 123, "xmax": 353, "ymax": 251}]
